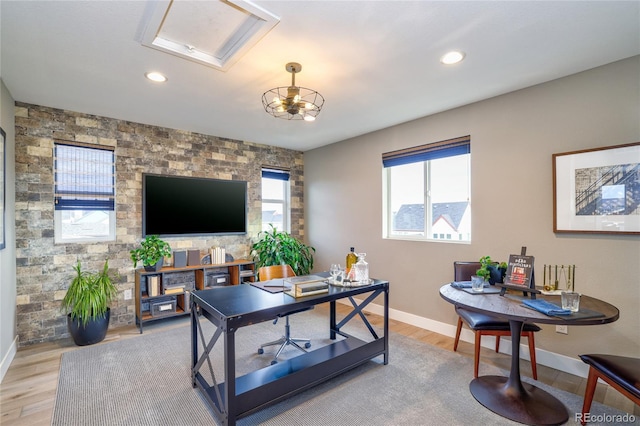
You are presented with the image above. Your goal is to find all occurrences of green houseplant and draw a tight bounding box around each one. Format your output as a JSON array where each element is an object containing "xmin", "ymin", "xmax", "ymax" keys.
[
  {"xmin": 61, "ymin": 259, "xmax": 118, "ymax": 346},
  {"xmin": 251, "ymin": 225, "xmax": 315, "ymax": 277},
  {"xmin": 476, "ymin": 255, "xmax": 507, "ymax": 284},
  {"xmin": 130, "ymin": 235, "xmax": 172, "ymax": 271}
]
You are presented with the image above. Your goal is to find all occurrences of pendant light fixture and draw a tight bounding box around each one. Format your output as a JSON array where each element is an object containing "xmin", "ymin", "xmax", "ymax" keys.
[{"xmin": 262, "ymin": 62, "xmax": 324, "ymax": 122}]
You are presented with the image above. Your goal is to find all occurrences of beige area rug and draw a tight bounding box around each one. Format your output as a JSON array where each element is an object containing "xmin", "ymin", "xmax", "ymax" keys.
[{"xmin": 52, "ymin": 309, "xmax": 638, "ymax": 425}]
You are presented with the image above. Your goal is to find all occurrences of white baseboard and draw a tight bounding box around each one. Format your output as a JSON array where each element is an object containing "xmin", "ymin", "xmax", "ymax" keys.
[
  {"xmin": 340, "ymin": 299, "xmax": 590, "ymax": 379},
  {"xmin": 0, "ymin": 336, "xmax": 18, "ymax": 383}
]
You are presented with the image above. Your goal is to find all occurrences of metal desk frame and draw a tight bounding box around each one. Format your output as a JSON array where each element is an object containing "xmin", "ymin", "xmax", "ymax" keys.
[{"xmin": 191, "ymin": 279, "xmax": 389, "ymax": 426}]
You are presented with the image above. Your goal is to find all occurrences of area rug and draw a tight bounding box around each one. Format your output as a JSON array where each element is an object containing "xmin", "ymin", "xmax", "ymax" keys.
[{"xmin": 52, "ymin": 309, "xmax": 637, "ymax": 426}]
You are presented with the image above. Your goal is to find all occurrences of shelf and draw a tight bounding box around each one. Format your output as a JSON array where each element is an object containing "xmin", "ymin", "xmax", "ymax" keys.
[{"xmin": 135, "ymin": 259, "xmax": 254, "ymax": 332}]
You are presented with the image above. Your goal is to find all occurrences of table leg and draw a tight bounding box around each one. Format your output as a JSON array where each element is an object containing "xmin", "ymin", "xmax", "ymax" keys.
[{"xmin": 469, "ymin": 319, "xmax": 568, "ymax": 425}]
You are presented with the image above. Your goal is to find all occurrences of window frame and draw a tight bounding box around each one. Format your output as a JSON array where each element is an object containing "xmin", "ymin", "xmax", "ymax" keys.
[
  {"xmin": 261, "ymin": 167, "xmax": 291, "ymax": 233},
  {"xmin": 53, "ymin": 141, "xmax": 116, "ymax": 243},
  {"xmin": 382, "ymin": 136, "xmax": 471, "ymax": 243}
]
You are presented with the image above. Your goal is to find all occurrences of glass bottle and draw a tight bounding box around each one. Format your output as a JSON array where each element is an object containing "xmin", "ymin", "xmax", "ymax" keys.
[
  {"xmin": 354, "ymin": 253, "xmax": 370, "ymax": 284},
  {"xmin": 346, "ymin": 247, "xmax": 357, "ymax": 273}
]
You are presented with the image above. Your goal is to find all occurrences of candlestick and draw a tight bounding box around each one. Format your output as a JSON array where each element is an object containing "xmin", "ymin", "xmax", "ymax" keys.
[{"xmin": 543, "ymin": 264, "xmax": 546, "ymax": 286}]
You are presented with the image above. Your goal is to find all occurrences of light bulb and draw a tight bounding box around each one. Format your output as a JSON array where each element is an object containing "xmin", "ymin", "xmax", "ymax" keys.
[
  {"xmin": 304, "ymin": 115, "xmax": 316, "ymax": 122},
  {"xmin": 272, "ymin": 97, "xmax": 281, "ymax": 105}
]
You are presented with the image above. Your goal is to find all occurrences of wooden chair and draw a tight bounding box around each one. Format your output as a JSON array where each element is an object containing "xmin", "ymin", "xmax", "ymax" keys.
[
  {"xmin": 452, "ymin": 261, "xmax": 540, "ymax": 379},
  {"xmin": 257, "ymin": 265, "xmax": 312, "ymax": 364},
  {"xmin": 579, "ymin": 354, "xmax": 640, "ymax": 425}
]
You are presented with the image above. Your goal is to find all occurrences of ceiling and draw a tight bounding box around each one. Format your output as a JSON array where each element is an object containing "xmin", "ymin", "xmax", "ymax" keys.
[{"xmin": 1, "ymin": 1, "xmax": 639, "ymax": 152}]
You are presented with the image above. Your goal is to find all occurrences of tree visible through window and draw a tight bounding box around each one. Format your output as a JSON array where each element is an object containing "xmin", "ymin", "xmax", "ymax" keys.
[
  {"xmin": 382, "ymin": 136, "xmax": 471, "ymax": 242},
  {"xmin": 53, "ymin": 142, "xmax": 116, "ymax": 243}
]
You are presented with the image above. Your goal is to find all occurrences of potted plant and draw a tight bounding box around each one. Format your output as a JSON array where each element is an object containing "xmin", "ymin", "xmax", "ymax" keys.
[
  {"xmin": 130, "ymin": 235, "xmax": 172, "ymax": 271},
  {"xmin": 251, "ymin": 225, "xmax": 315, "ymax": 277},
  {"xmin": 61, "ymin": 259, "xmax": 118, "ymax": 346},
  {"xmin": 477, "ymin": 255, "xmax": 508, "ymax": 284}
]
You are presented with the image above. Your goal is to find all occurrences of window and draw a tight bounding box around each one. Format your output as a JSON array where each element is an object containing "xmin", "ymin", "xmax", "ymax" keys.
[
  {"xmin": 261, "ymin": 168, "xmax": 290, "ymax": 232},
  {"xmin": 54, "ymin": 142, "xmax": 116, "ymax": 243},
  {"xmin": 382, "ymin": 136, "xmax": 471, "ymax": 242}
]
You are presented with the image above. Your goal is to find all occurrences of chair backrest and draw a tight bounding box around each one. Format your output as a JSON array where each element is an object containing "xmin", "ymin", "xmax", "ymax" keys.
[
  {"xmin": 258, "ymin": 264, "xmax": 296, "ymax": 281},
  {"xmin": 453, "ymin": 261, "xmax": 482, "ymax": 281}
]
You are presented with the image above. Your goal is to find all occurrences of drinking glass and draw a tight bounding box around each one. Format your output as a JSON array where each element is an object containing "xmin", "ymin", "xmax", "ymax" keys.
[
  {"xmin": 561, "ymin": 291, "xmax": 580, "ymax": 312},
  {"xmin": 471, "ymin": 275, "xmax": 484, "ymax": 292},
  {"xmin": 329, "ymin": 263, "xmax": 340, "ymax": 283}
]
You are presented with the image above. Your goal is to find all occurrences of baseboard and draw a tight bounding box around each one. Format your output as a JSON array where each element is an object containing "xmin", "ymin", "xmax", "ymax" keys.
[
  {"xmin": 339, "ymin": 298, "xmax": 590, "ymax": 379},
  {"xmin": 0, "ymin": 336, "xmax": 18, "ymax": 383}
]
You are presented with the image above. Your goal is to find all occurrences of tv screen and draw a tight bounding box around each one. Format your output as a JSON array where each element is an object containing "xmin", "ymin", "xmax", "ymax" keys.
[{"xmin": 142, "ymin": 174, "xmax": 247, "ymax": 237}]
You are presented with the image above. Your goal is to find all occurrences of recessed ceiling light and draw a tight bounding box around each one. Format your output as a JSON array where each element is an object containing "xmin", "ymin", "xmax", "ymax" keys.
[
  {"xmin": 145, "ymin": 71, "xmax": 168, "ymax": 83},
  {"xmin": 440, "ymin": 51, "xmax": 465, "ymax": 65}
]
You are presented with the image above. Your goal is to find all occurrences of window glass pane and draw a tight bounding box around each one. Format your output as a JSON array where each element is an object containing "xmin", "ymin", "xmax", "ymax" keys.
[
  {"xmin": 262, "ymin": 178, "xmax": 284, "ymax": 199},
  {"xmin": 262, "ymin": 202, "xmax": 284, "ymax": 231},
  {"xmin": 384, "ymin": 151, "xmax": 470, "ymax": 242},
  {"xmin": 56, "ymin": 210, "xmax": 114, "ymax": 241},
  {"xmin": 390, "ymin": 162, "xmax": 424, "ymax": 236}
]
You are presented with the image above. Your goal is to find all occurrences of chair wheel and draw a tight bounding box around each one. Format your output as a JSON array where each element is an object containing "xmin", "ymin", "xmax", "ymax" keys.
[
  {"xmin": 258, "ymin": 348, "xmax": 264, "ymax": 354},
  {"xmin": 305, "ymin": 342, "xmax": 311, "ymax": 349},
  {"xmin": 271, "ymin": 360, "xmax": 278, "ymax": 365}
]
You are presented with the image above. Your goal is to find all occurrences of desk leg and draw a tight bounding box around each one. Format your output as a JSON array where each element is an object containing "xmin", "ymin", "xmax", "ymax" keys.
[
  {"xmin": 329, "ymin": 300, "xmax": 337, "ymax": 340},
  {"xmin": 469, "ymin": 320, "xmax": 568, "ymax": 425}
]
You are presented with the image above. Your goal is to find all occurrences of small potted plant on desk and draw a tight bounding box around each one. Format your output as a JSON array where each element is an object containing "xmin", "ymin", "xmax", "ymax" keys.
[
  {"xmin": 130, "ymin": 235, "xmax": 172, "ymax": 272},
  {"xmin": 477, "ymin": 255, "xmax": 508, "ymax": 284},
  {"xmin": 61, "ymin": 259, "xmax": 118, "ymax": 346}
]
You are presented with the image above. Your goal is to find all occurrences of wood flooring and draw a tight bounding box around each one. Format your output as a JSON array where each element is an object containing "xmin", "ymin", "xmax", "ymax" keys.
[{"xmin": 1, "ymin": 303, "xmax": 637, "ymax": 425}]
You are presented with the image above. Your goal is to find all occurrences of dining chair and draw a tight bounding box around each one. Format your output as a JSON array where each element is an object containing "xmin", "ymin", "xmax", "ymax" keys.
[
  {"xmin": 257, "ymin": 264, "xmax": 312, "ymax": 364},
  {"xmin": 452, "ymin": 261, "xmax": 540, "ymax": 379},
  {"xmin": 578, "ymin": 354, "xmax": 640, "ymax": 425}
]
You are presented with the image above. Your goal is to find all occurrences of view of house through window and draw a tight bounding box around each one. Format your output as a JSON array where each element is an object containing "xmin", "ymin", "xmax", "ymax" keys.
[
  {"xmin": 53, "ymin": 142, "xmax": 116, "ymax": 243},
  {"xmin": 261, "ymin": 168, "xmax": 290, "ymax": 232},
  {"xmin": 383, "ymin": 136, "xmax": 471, "ymax": 242}
]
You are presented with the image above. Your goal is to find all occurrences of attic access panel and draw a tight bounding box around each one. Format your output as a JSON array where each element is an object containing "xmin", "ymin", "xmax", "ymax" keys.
[{"xmin": 141, "ymin": 0, "xmax": 279, "ymax": 71}]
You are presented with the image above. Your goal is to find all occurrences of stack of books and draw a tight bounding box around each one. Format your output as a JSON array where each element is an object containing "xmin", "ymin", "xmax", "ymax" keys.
[
  {"xmin": 164, "ymin": 283, "xmax": 185, "ymax": 295},
  {"xmin": 148, "ymin": 276, "xmax": 161, "ymax": 297},
  {"xmin": 210, "ymin": 247, "xmax": 226, "ymax": 265}
]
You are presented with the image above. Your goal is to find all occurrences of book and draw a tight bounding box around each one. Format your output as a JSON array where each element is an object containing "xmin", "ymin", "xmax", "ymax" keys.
[
  {"xmin": 148, "ymin": 276, "xmax": 160, "ymax": 297},
  {"xmin": 164, "ymin": 287, "xmax": 184, "ymax": 295},
  {"xmin": 504, "ymin": 254, "xmax": 535, "ymax": 289}
]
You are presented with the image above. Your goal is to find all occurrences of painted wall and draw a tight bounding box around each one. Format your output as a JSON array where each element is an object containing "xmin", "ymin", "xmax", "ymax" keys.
[
  {"xmin": 0, "ymin": 79, "xmax": 17, "ymax": 381},
  {"xmin": 305, "ymin": 56, "xmax": 640, "ymax": 361}
]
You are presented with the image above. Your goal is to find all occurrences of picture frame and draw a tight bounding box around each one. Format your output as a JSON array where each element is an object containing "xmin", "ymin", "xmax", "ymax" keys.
[
  {"xmin": 553, "ymin": 142, "xmax": 640, "ymax": 235},
  {"xmin": 0, "ymin": 126, "xmax": 5, "ymax": 250}
]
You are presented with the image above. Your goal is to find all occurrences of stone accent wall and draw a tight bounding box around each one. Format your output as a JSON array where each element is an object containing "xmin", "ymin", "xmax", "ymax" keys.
[{"xmin": 14, "ymin": 102, "xmax": 305, "ymax": 346}]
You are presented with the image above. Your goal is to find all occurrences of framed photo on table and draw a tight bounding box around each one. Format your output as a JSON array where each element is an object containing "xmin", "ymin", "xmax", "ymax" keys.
[
  {"xmin": 553, "ymin": 142, "xmax": 640, "ymax": 235},
  {"xmin": 0, "ymin": 126, "xmax": 5, "ymax": 250}
]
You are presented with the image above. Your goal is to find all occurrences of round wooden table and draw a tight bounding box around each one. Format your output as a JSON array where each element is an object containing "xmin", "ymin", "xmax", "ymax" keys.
[{"xmin": 439, "ymin": 284, "xmax": 619, "ymax": 425}]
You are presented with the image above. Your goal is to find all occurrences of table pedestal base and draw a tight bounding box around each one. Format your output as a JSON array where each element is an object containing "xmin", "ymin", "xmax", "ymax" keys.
[{"xmin": 470, "ymin": 376, "xmax": 569, "ymax": 425}]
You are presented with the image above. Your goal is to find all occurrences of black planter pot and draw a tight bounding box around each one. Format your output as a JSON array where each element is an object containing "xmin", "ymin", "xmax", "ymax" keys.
[
  {"xmin": 67, "ymin": 308, "xmax": 110, "ymax": 346},
  {"xmin": 144, "ymin": 258, "xmax": 164, "ymax": 272}
]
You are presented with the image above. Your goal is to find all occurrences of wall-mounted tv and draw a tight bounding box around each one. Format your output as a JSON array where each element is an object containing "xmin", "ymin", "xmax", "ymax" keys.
[{"xmin": 142, "ymin": 174, "xmax": 247, "ymax": 237}]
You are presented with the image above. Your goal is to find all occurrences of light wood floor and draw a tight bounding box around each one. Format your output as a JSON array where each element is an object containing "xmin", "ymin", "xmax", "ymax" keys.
[{"xmin": 1, "ymin": 304, "xmax": 637, "ymax": 425}]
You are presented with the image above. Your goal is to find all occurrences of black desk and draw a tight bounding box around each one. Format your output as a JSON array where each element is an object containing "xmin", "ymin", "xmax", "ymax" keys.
[
  {"xmin": 440, "ymin": 284, "xmax": 619, "ymax": 425},
  {"xmin": 191, "ymin": 278, "xmax": 389, "ymax": 426}
]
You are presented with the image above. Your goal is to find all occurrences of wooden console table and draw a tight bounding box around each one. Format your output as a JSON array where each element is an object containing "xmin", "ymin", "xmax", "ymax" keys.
[{"xmin": 191, "ymin": 277, "xmax": 389, "ymax": 426}]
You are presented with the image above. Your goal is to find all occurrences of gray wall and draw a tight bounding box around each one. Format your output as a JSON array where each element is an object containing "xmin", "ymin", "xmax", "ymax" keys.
[
  {"xmin": 305, "ymin": 56, "xmax": 640, "ymax": 360},
  {"xmin": 0, "ymin": 79, "xmax": 17, "ymax": 380}
]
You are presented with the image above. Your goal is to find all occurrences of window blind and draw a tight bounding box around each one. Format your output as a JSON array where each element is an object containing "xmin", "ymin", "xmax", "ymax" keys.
[
  {"xmin": 262, "ymin": 168, "xmax": 290, "ymax": 181},
  {"xmin": 382, "ymin": 135, "xmax": 470, "ymax": 168},
  {"xmin": 54, "ymin": 142, "xmax": 115, "ymax": 210}
]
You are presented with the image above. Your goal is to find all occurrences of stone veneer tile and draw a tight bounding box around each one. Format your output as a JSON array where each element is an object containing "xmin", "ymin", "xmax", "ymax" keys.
[{"xmin": 14, "ymin": 102, "xmax": 305, "ymax": 346}]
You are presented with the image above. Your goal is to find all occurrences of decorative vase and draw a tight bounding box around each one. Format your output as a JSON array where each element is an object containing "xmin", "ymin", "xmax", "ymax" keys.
[
  {"xmin": 144, "ymin": 257, "xmax": 164, "ymax": 272},
  {"xmin": 67, "ymin": 308, "xmax": 110, "ymax": 346}
]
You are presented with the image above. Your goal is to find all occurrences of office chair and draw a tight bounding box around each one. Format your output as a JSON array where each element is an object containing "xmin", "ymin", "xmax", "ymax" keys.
[
  {"xmin": 257, "ymin": 264, "xmax": 312, "ymax": 364},
  {"xmin": 452, "ymin": 261, "xmax": 540, "ymax": 379}
]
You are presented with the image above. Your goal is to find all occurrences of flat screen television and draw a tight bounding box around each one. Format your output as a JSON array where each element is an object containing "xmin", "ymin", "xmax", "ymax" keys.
[{"xmin": 142, "ymin": 174, "xmax": 247, "ymax": 237}]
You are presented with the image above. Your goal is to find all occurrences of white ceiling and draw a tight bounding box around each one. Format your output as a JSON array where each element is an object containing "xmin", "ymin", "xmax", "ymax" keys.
[{"xmin": 1, "ymin": 1, "xmax": 639, "ymax": 151}]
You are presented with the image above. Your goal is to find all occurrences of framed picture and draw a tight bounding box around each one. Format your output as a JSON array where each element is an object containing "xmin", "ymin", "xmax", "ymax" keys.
[
  {"xmin": 0, "ymin": 126, "xmax": 5, "ymax": 250},
  {"xmin": 553, "ymin": 142, "xmax": 640, "ymax": 235}
]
